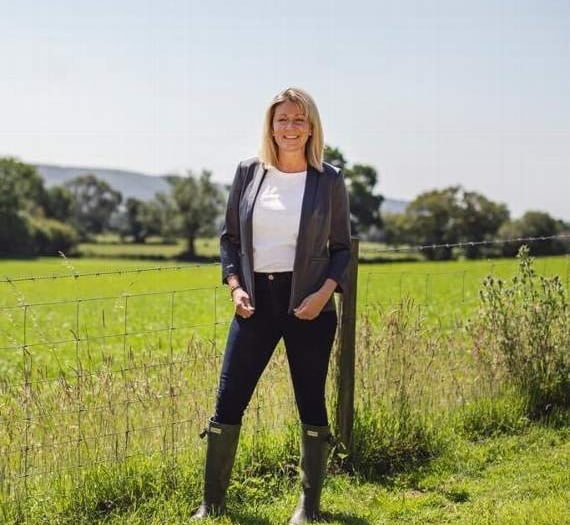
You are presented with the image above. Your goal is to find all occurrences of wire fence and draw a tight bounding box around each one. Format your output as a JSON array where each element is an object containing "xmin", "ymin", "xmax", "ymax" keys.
[
  {"xmin": 359, "ymin": 233, "xmax": 570, "ymax": 254},
  {"xmin": 0, "ymin": 276, "xmax": 300, "ymax": 512},
  {"xmin": 0, "ymin": 261, "xmax": 220, "ymax": 284},
  {"xmin": 1, "ymin": 235, "xmax": 568, "ymax": 513}
]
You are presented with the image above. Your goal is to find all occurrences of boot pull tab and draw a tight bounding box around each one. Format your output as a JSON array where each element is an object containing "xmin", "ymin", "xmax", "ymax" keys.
[
  {"xmin": 199, "ymin": 424, "xmax": 223, "ymax": 439},
  {"xmin": 305, "ymin": 429, "xmax": 334, "ymax": 443}
]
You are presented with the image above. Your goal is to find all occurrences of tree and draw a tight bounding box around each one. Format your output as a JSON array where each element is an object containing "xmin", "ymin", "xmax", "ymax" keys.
[
  {"xmin": 323, "ymin": 146, "xmax": 347, "ymax": 170},
  {"xmin": 0, "ymin": 157, "xmax": 46, "ymax": 216},
  {"xmin": 456, "ymin": 190, "xmax": 509, "ymax": 258},
  {"xmin": 0, "ymin": 157, "xmax": 78, "ymax": 255},
  {"xmin": 324, "ymin": 145, "xmax": 383, "ymax": 235},
  {"xmin": 114, "ymin": 197, "xmax": 165, "ymax": 243},
  {"xmin": 169, "ymin": 170, "xmax": 225, "ymax": 258},
  {"xmin": 381, "ymin": 212, "xmax": 412, "ymax": 246},
  {"xmin": 346, "ymin": 163, "xmax": 384, "ymax": 235},
  {"xmin": 150, "ymin": 193, "xmax": 180, "ymax": 242},
  {"xmin": 498, "ymin": 211, "xmax": 566, "ymax": 256},
  {"xmin": 65, "ymin": 174, "xmax": 122, "ymax": 240},
  {"xmin": 43, "ymin": 185, "xmax": 74, "ymax": 222},
  {"xmin": 124, "ymin": 198, "xmax": 148, "ymax": 243},
  {"xmin": 403, "ymin": 186, "xmax": 509, "ymax": 260},
  {"xmin": 404, "ymin": 187, "xmax": 463, "ymax": 260}
]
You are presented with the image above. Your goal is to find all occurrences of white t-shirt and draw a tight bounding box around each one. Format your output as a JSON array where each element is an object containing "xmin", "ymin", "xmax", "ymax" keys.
[{"xmin": 252, "ymin": 167, "xmax": 307, "ymax": 272}]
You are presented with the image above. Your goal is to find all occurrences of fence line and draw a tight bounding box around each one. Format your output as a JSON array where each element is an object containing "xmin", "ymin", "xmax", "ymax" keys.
[
  {"xmin": 1, "ymin": 273, "xmax": 290, "ymax": 503},
  {"xmin": 361, "ymin": 254, "xmax": 568, "ymax": 276},
  {"xmin": 0, "ymin": 262, "xmax": 219, "ymax": 284},
  {"xmin": 2, "ymin": 234, "xmax": 567, "ymax": 285},
  {"xmin": 1, "ymin": 235, "xmax": 568, "ymax": 513},
  {"xmin": 0, "ymin": 285, "xmax": 226, "ymax": 311},
  {"xmin": 360, "ymin": 233, "xmax": 570, "ymax": 254},
  {"xmin": 0, "ymin": 323, "xmax": 230, "ymax": 353},
  {"xmin": 0, "ymin": 298, "xmax": 479, "ymax": 396},
  {"xmin": 2, "ymin": 252, "xmax": 566, "ymax": 312}
]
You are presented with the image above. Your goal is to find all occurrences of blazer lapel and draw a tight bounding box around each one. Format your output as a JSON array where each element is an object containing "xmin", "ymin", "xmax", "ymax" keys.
[
  {"xmin": 300, "ymin": 166, "xmax": 319, "ymax": 228},
  {"xmin": 245, "ymin": 162, "xmax": 267, "ymax": 221},
  {"xmin": 244, "ymin": 162, "xmax": 267, "ymax": 263},
  {"xmin": 295, "ymin": 165, "xmax": 319, "ymax": 255}
]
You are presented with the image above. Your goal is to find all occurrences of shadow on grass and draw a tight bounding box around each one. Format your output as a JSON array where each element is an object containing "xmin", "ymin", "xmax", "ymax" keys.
[
  {"xmin": 321, "ymin": 511, "xmax": 372, "ymax": 524},
  {"xmin": 227, "ymin": 510, "xmax": 372, "ymax": 525},
  {"xmin": 226, "ymin": 510, "xmax": 271, "ymax": 525}
]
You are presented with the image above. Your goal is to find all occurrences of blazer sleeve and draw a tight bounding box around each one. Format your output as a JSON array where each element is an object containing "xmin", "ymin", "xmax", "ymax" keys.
[
  {"xmin": 326, "ymin": 169, "xmax": 352, "ymax": 292},
  {"xmin": 220, "ymin": 162, "xmax": 244, "ymax": 284}
]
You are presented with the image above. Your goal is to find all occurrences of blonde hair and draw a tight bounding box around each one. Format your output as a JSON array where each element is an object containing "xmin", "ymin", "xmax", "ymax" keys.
[{"xmin": 259, "ymin": 87, "xmax": 324, "ymax": 172}]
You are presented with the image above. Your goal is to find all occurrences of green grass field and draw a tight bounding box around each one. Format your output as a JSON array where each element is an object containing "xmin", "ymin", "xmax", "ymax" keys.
[
  {"xmin": 66, "ymin": 425, "xmax": 566, "ymax": 525},
  {"xmin": 1, "ymin": 253, "xmax": 566, "ymax": 375},
  {"xmin": 0, "ymin": 252, "xmax": 568, "ymax": 524}
]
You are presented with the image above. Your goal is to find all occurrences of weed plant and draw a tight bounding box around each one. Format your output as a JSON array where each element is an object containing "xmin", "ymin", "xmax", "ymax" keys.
[{"xmin": 468, "ymin": 246, "xmax": 569, "ymax": 418}]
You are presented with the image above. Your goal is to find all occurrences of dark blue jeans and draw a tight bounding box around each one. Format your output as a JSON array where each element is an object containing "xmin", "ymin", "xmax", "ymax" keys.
[{"xmin": 214, "ymin": 272, "xmax": 337, "ymax": 426}]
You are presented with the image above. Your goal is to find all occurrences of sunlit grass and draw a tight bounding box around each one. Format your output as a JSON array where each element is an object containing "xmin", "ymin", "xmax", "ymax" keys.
[{"xmin": 0, "ymin": 253, "xmax": 568, "ymax": 524}]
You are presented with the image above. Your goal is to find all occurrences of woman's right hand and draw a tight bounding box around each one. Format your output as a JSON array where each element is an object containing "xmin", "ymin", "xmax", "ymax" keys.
[{"xmin": 232, "ymin": 288, "xmax": 255, "ymax": 318}]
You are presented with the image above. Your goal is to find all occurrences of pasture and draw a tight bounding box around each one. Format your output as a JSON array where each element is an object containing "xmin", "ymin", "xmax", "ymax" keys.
[
  {"xmin": 0, "ymin": 253, "xmax": 568, "ymax": 524},
  {"xmin": 0, "ymin": 254, "xmax": 566, "ymax": 377}
]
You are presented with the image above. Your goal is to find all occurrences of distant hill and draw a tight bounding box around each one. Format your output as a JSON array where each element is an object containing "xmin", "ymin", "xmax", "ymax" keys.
[
  {"xmin": 381, "ymin": 197, "xmax": 408, "ymax": 215},
  {"xmin": 35, "ymin": 163, "xmax": 409, "ymax": 212},
  {"xmin": 35, "ymin": 164, "xmax": 171, "ymax": 202}
]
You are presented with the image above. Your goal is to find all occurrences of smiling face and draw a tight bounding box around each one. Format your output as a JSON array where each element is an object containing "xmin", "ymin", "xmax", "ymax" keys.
[{"xmin": 271, "ymin": 100, "xmax": 312, "ymax": 157}]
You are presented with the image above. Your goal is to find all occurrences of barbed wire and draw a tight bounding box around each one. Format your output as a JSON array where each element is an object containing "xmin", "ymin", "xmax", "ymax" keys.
[
  {"xmin": 1, "ymin": 234, "xmax": 568, "ymax": 285},
  {"xmin": 1, "ymin": 261, "xmax": 219, "ymax": 284},
  {"xmin": 361, "ymin": 256, "xmax": 561, "ymax": 276},
  {"xmin": 360, "ymin": 233, "xmax": 570, "ymax": 254}
]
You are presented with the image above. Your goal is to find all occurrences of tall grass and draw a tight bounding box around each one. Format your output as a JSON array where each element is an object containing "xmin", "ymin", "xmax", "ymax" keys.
[
  {"xmin": 342, "ymin": 248, "xmax": 568, "ymax": 478},
  {"xmin": 468, "ymin": 246, "xmax": 569, "ymax": 418},
  {"xmin": 348, "ymin": 298, "xmax": 525, "ymax": 479},
  {"xmin": 1, "ymin": 252, "xmax": 568, "ymax": 523}
]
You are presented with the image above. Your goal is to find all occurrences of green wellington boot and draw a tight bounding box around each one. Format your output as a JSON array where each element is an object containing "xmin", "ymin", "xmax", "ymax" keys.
[
  {"xmin": 288, "ymin": 424, "xmax": 332, "ymax": 524},
  {"xmin": 191, "ymin": 419, "xmax": 241, "ymax": 520}
]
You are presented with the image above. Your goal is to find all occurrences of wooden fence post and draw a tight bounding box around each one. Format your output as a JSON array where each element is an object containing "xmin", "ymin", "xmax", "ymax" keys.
[{"xmin": 334, "ymin": 237, "xmax": 359, "ymax": 455}]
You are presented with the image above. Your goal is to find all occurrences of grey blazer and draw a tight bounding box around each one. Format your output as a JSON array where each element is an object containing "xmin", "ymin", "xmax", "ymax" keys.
[{"xmin": 220, "ymin": 157, "xmax": 351, "ymax": 314}]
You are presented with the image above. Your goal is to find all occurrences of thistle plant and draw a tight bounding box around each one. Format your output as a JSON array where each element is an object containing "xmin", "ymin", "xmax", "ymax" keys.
[{"xmin": 469, "ymin": 246, "xmax": 569, "ymax": 417}]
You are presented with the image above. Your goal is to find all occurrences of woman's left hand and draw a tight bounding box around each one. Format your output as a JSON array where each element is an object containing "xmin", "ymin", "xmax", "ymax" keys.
[
  {"xmin": 293, "ymin": 290, "xmax": 329, "ymax": 320},
  {"xmin": 294, "ymin": 278, "xmax": 338, "ymax": 320}
]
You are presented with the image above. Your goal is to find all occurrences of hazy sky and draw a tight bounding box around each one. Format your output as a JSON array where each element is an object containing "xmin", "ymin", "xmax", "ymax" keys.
[{"xmin": 1, "ymin": 0, "xmax": 568, "ymax": 220}]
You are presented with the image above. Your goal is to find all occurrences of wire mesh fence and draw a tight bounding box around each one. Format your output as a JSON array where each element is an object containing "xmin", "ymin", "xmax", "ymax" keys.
[
  {"xmin": 0, "ymin": 235, "xmax": 568, "ymax": 513},
  {"xmin": 354, "ymin": 237, "xmax": 569, "ymax": 451},
  {"xmin": 0, "ymin": 274, "xmax": 301, "ymax": 512}
]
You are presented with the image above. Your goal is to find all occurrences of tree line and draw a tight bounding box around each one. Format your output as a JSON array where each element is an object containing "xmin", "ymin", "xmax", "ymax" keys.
[
  {"xmin": 1, "ymin": 153, "xmax": 567, "ymax": 259},
  {"xmin": 381, "ymin": 187, "xmax": 568, "ymax": 259},
  {"xmin": 0, "ymin": 157, "xmax": 223, "ymax": 258},
  {"xmin": 322, "ymin": 146, "xmax": 568, "ymax": 259}
]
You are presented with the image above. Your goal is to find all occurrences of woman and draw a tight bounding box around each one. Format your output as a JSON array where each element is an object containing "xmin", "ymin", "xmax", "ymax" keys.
[{"xmin": 192, "ymin": 87, "xmax": 351, "ymax": 524}]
